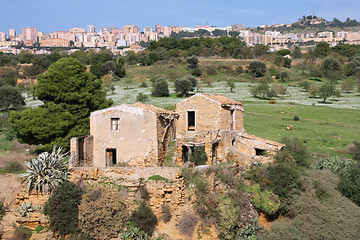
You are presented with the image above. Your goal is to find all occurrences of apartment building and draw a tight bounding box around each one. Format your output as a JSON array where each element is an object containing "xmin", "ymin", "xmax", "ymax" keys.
[
  {"xmin": 0, "ymin": 32, "xmax": 6, "ymax": 41},
  {"xmin": 40, "ymin": 38, "xmax": 70, "ymax": 47},
  {"xmin": 22, "ymin": 27, "xmax": 38, "ymax": 43}
]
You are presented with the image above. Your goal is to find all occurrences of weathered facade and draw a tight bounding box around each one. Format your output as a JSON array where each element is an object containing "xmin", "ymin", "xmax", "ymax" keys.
[
  {"xmin": 70, "ymin": 103, "xmax": 177, "ymax": 168},
  {"xmin": 176, "ymin": 93, "xmax": 284, "ymax": 166},
  {"xmin": 70, "ymin": 93, "xmax": 283, "ymax": 168}
]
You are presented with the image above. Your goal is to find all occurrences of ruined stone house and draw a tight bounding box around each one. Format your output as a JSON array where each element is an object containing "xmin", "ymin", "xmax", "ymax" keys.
[
  {"xmin": 175, "ymin": 93, "xmax": 284, "ymax": 166},
  {"xmin": 70, "ymin": 93, "xmax": 284, "ymax": 168},
  {"xmin": 70, "ymin": 102, "xmax": 177, "ymax": 168}
]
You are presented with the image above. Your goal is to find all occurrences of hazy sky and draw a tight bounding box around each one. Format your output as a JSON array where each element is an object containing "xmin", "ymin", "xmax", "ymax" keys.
[{"xmin": 1, "ymin": 0, "xmax": 359, "ymax": 34}]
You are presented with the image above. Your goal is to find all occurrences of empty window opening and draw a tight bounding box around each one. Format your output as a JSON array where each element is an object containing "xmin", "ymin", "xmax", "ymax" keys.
[
  {"xmin": 187, "ymin": 111, "xmax": 195, "ymax": 131},
  {"xmin": 106, "ymin": 148, "xmax": 117, "ymax": 166},
  {"xmin": 255, "ymin": 148, "xmax": 266, "ymax": 156},
  {"xmin": 230, "ymin": 110, "xmax": 235, "ymax": 130},
  {"xmin": 231, "ymin": 139, "xmax": 236, "ymax": 147},
  {"xmin": 111, "ymin": 118, "xmax": 120, "ymax": 131}
]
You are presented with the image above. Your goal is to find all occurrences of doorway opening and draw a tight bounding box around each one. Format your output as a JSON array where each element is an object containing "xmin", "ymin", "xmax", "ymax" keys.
[{"xmin": 106, "ymin": 148, "xmax": 117, "ymax": 166}]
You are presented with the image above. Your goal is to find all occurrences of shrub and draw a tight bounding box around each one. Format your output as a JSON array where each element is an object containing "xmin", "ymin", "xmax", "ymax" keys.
[
  {"xmin": 161, "ymin": 204, "xmax": 172, "ymax": 223},
  {"xmin": 151, "ymin": 78, "xmax": 169, "ymax": 97},
  {"xmin": 119, "ymin": 223, "xmax": 149, "ymax": 239},
  {"xmin": 338, "ymin": 162, "xmax": 360, "ymax": 206},
  {"xmin": 136, "ymin": 93, "xmax": 149, "ymax": 102},
  {"xmin": 265, "ymin": 151, "xmax": 302, "ymax": 213},
  {"xmin": 79, "ymin": 188, "xmax": 129, "ymax": 239},
  {"xmin": 235, "ymin": 218, "xmax": 261, "ymax": 239},
  {"xmin": 315, "ymin": 156, "xmax": 355, "ymax": 174},
  {"xmin": 308, "ymin": 84, "xmax": 319, "ymax": 97},
  {"xmin": 246, "ymin": 184, "xmax": 281, "ymax": 215},
  {"xmin": 44, "ymin": 181, "xmax": 83, "ymax": 236},
  {"xmin": 281, "ymin": 137, "xmax": 311, "ymax": 168},
  {"xmin": 174, "ymin": 77, "xmax": 195, "ymax": 97},
  {"xmin": 313, "ymin": 181, "xmax": 330, "ymax": 201},
  {"xmin": 178, "ymin": 212, "xmax": 198, "ymax": 238},
  {"xmin": 130, "ymin": 201, "xmax": 158, "ymax": 236},
  {"xmin": 271, "ymin": 84, "xmax": 287, "ymax": 97},
  {"xmin": 250, "ymin": 83, "xmax": 270, "ymax": 99},
  {"xmin": 205, "ymin": 67, "xmax": 217, "ymax": 75},
  {"xmin": 148, "ymin": 175, "xmax": 169, "ymax": 182},
  {"xmin": 139, "ymin": 81, "xmax": 148, "ymax": 88},
  {"xmin": 218, "ymin": 197, "xmax": 240, "ymax": 240},
  {"xmin": 34, "ymin": 225, "xmax": 44, "ymax": 233},
  {"xmin": 13, "ymin": 226, "xmax": 32, "ymax": 240},
  {"xmin": 191, "ymin": 67, "xmax": 202, "ymax": 76},
  {"xmin": 139, "ymin": 185, "xmax": 150, "ymax": 201},
  {"xmin": 0, "ymin": 198, "xmax": 6, "ymax": 220},
  {"xmin": 269, "ymin": 99, "xmax": 277, "ymax": 104},
  {"xmin": 19, "ymin": 146, "xmax": 70, "ymax": 193},
  {"xmin": 310, "ymin": 68, "xmax": 323, "ymax": 78},
  {"xmin": 247, "ymin": 61, "xmax": 266, "ymax": 78},
  {"xmin": 189, "ymin": 146, "xmax": 207, "ymax": 166},
  {"xmin": 283, "ymin": 58, "xmax": 292, "ymax": 68},
  {"xmin": 350, "ymin": 140, "xmax": 360, "ymax": 161},
  {"xmin": 186, "ymin": 56, "xmax": 199, "ymax": 69},
  {"xmin": 4, "ymin": 160, "xmax": 24, "ymax": 173}
]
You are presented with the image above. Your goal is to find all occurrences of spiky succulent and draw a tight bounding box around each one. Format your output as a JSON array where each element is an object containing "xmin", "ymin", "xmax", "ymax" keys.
[
  {"xmin": 19, "ymin": 145, "xmax": 70, "ymax": 194},
  {"xmin": 18, "ymin": 201, "xmax": 41, "ymax": 218}
]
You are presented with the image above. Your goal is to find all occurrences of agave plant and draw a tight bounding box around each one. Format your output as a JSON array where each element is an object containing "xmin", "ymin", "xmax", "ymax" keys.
[
  {"xmin": 18, "ymin": 201, "xmax": 41, "ymax": 218},
  {"xmin": 19, "ymin": 145, "xmax": 70, "ymax": 194}
]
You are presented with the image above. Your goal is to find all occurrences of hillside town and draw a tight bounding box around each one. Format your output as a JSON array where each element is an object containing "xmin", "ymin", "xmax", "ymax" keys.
[{"xmin": 1, "ymin": 16, "xmax": 360, "ymax": 55}]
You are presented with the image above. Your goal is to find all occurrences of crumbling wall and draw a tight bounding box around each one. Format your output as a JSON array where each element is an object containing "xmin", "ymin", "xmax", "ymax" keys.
[
  {"xmin": 70, "ymin": 167, "xmax": 185, "ymax": 215},
  {"xmin": 70, "ymin": 135, "xmax": 93, "ymax": 167},
  {"xmin": 176, "ymin": 95, "xmax": 221, "ymax": 136},
  {"xmin": 157, "ymin": 115, "xmax": 176, "ymax": 166}
]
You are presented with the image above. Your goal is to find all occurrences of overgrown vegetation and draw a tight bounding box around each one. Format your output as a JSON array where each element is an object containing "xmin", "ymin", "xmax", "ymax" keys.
[
  {"xmin": 0, "ymin": 198, "xmax": 6, "ymax": 220},
  {"xmin": 130, "ymin": 201, "xmax": 158, "ymax": 236},
  {"xmin": 161, "ymin": 204, "xmax": 172, "ymax": 223},
  {"xmin": 79, "ymin": 187, "xmax": 129, "ymax": 239},
  {"xmin": 12, "ymin": 226, "xmax": 32, "ymax": 240},
  {"xmin": 44, "ymin": 181, "xmax": 83, "ymax": 237},
  {"xmin": 188, "ymin": 146, "xmax": 207, "ymax": 166}
]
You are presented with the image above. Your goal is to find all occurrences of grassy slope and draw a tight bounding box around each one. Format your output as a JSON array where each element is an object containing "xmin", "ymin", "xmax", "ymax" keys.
[
  {"xmin": 258, "ymin": 170, "xmax": 360, "ymax": 240},
  {"xmin": 244, "ymin": 103, "xmax": 360, "ymax": 157}
]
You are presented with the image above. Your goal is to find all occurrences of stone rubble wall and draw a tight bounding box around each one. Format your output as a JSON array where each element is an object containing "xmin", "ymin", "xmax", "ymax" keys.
[{"xmin": 70, "ymin": 167, "xmax": 185, "ymax": 215}]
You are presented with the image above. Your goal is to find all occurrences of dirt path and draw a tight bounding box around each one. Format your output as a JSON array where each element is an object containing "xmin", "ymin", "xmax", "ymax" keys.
[{"xmin": 0, "ymin": 173, "xmax": 22, "ymax": 239}]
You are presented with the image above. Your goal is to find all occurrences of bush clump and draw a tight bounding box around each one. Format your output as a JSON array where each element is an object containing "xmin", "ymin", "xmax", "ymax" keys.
[
  {"xmin": 247, "ymin": 184, "xmax": 281, "ymax": 215},
  {"xmin": 151, "ymin": 78, "xmax": 169, "ymax": 97},
  {"xmin": 4, "ymin": 161, "xmax": 24, "ymax": 173},
  {"xmin": 0, "ymin": 198, "xmax": 6, "ymax": 220},
  {"xmin": 178, "ymin": 212, "xmax": 198, "ymax": 238},
  {"xmin": 148, "ymin": 175, "xmax": 169, "ymax": 182},
  {"xmin": 136, "ymin": 93, "xmax": 149, "ymax": 102},
  {"xmin": 130, "ymin": 201, "xmax": 158, "ymax": 236},
  {"xmin": 161, "ymin": 203, "xmax": 172, "ymax": 223},
  {"xmin": 281, "ymin": 137, "xmax": 311, "ymax": 167},
  {"xmin": 189, "ymin": 146, "xmax": 207, "ymax": 166},
  {"xmin": 44, "ymin": 181, "xmax": 83, "ymax": 237},
  {"xmin": 78, "ymin": 188, "xmax": 129, "ymax": 239},
  {"xmin": 12, "ymin": 226, "xmax": 32, "ymax": 240}
]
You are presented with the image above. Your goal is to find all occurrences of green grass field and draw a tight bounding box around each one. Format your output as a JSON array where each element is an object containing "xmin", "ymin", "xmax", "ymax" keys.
[{"xmin": 244, "ymin": 102, "xmax": 360, "ymax": 157}]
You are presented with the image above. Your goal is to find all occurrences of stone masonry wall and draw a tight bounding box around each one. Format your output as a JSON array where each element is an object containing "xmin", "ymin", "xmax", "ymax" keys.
[{"xmin": 70, "ymin": 167, "xmax": 185, "ymax": 215}]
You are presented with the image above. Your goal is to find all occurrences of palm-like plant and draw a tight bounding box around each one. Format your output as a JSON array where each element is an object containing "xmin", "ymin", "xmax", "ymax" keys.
[{"xmin": 19, "ymin": 146, "xmax": 70, "ymax": 194}]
